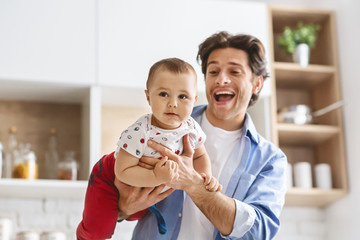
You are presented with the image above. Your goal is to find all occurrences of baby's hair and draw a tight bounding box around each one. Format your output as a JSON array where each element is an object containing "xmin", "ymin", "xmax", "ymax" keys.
[{"xmin": 146, "ymin": 58, "xmax": 197, "ymax": 89}]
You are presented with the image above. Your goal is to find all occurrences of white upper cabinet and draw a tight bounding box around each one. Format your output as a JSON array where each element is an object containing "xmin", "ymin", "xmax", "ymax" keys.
[
  {"xmin": 98, "ymin": 0, "xmax": 271, "ymax": 96},
  {"xmin": 0, "ymin": 0, "xmax": 96, "ymax": 85}
]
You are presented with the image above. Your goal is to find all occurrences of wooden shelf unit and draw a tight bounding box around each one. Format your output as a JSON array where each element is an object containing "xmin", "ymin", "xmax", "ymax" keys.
[{"xmin": 268, "ymin": 6, "xmax": 348, "ymax": 207}]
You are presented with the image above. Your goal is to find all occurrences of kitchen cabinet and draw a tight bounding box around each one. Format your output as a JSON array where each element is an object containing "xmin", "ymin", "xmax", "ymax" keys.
[
  {"xmin": 268, "ymin": 6, "xmax": 348, "ymax": 207},
  {"xmin": 0, "ymin": 0, "xmax": 96, "ymax": 85},
  {"xmin": 98, "ymin": 0, "xmax": 271, "ymax": 97}
]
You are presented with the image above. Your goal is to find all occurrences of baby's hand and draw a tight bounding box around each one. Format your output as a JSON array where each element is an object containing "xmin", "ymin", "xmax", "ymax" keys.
[
  {"xmin": 201, "ymin": 173, "xmax": 222, "ymax": 192},
  {"xmin": 154, "ymin": 157, "xmax": 179, "ymax": 183}
]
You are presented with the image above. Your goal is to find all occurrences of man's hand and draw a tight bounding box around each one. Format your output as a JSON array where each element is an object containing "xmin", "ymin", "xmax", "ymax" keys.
[
  {"xmin": 114, "ymin": 178, "xmax": 174, "ymax": 220},
  {"xmin": 147, "ymin": 134, "xmax": 203, "ymax": 191}
]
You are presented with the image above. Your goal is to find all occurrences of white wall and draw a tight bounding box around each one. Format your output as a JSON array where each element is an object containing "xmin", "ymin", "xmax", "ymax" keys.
[{"xmin": 316, "ymin": 1, "xmax": 360, "ymax": 240}]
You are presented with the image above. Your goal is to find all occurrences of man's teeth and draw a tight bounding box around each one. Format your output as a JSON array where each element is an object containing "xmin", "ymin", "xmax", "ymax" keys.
[
  {"xmin": 215, "ymin": 91, "xmax": 234, "ymax": 95},
  {"xmin": 214, "ymin": 91, "xmax": 234, "ymax": 101}
]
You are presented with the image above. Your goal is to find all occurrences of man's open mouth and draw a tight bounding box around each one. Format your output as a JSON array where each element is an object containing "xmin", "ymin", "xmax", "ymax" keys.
[{"xmin": 214, "ymin": 91, "xmax": 235, "ymax": 102}]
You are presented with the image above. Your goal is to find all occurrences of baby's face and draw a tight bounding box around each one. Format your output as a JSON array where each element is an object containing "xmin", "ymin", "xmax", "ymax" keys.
[{"xmin": 145, "ymin": 70, "xmax": 198, "ymax": 129}]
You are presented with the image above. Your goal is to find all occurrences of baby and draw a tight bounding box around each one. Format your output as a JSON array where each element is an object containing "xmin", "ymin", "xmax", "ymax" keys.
[{"xmin": 77, "ymin": 58, "xmax": 221, "ymax": 239}]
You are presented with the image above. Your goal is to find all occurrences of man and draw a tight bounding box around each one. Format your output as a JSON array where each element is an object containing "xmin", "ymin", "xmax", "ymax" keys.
[{"xmin": 116, "ymin": 31, "xmax": 287, "ymax": 239}]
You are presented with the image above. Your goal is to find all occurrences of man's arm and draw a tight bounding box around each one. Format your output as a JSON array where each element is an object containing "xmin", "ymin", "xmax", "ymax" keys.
[
  {"xmin": 114, "ymin": 179, "xmax": 174, "ymax": 220},
  {"xmin": 147, "ymin": 135, "xmax": 236, "ymax": 235},
  {"xmin": 187, "ymin": 181, "xmax": 236, "ymax": 235}
]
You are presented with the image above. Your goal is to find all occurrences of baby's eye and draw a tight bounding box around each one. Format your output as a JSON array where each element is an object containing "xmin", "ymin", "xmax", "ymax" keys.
[
  {"xmin": 159, "ymin": 92, "xmax": 168, "ymax": 97},
  {"xmin": 179, "ymin": 94, "xmax": 187, "ymax": 100}
]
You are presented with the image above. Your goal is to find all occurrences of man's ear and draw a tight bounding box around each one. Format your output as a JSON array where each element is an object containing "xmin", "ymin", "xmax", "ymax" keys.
[
  {"xmin": 144, "ymin": 89, "xmax": 150, "ymax": 105},
  {"xmin": 252, "ymin": 76, "xmax": 264, "ymax": 94}
]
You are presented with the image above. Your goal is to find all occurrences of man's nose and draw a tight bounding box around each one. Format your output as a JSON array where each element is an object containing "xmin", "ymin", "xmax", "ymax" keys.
[{"xmin": 215, "ymin": 72, "xmax": 231, "ymax": 85}]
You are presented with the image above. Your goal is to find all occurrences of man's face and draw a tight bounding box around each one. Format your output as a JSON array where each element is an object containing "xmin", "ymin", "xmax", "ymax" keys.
[
  {"xmin": 145, "ymin": 70, "xmax": 198, "ymax": 129},
  {"xmin": 205, "ymin": 47, "xmax": 262, "ymax": 129}
]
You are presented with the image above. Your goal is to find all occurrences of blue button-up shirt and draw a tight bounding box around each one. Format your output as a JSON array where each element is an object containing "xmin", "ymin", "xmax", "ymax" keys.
[{"xmin": 132, "ymin": 105, "xmax": 287, "ymax": 240}]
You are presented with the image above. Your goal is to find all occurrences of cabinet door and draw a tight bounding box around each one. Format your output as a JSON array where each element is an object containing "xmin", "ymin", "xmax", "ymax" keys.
[
  {"xmin": 98, "ymin": 0, "xmax": 270, "ymax": 96},
  {"xmin": 0, "ymin": 0, "xmax": 95, "ymax": 84}
]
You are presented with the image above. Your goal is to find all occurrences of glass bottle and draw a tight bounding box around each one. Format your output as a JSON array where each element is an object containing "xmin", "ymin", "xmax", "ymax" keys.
[
  {"xmin": 44, "ymin": 128, "xmax": 59, "ymax": 179},
  {"xmin": 13, "ymin": 143, "xmax": 38, "ymax": 179},
  {"xmin": 0, "ymin": 142, "xmax": 3, "ymax": 178},
  {"xmin": 57, "ymin": 151, "xmax": 78, "ymax": 180},
  {"xmin": 3, "ymin": 126, "xmax": 18, "ymax": 178}
]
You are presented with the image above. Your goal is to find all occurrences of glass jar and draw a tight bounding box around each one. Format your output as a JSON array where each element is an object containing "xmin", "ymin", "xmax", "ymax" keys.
[
  {"xmin": 12, "ymin": 143, "xmax": 38, "ymax": 179},
  {"xmin": 40, "ymin": 231, "xmax": 66, "ymax": 240},
  {"xmin": 16, "ymin": 231, "xmax": 40, "ymax": 240},
  {"xmin": 57, "ymin": 151, "xmax": 78, "ymax": 180}
]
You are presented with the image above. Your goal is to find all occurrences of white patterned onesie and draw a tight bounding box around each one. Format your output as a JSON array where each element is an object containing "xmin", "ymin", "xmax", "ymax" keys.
[{"xmin": 115, "ymin": 113, "xmax": 206, "ymax": 161}]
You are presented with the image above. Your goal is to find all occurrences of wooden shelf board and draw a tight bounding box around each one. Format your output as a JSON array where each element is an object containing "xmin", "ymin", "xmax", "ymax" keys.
[
  {"xmin": 277, "ymin": 123, "xmax": 339, "ymax": 145},
  {"xmin": 273, "ymin": 62, "xmax": 335, "ymax": 88},
  {"xmin": 285, "ymin": 188, "xmax": 346, "ymax": 208}
]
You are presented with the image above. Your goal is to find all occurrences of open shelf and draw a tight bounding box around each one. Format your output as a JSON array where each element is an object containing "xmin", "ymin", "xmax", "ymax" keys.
[
  {"xmin": 271, "ymin": 7, "xmax": 335, "ymax": 66},
  {"xmin": 0, "ymin": 178, "xmax": 87, "ymax": 199},
  {"xmin": 0, "ymin": 81, "xmax": 94, "ymax": 192},
  {"xmin": 269, "ymin": 6, "xmax": 348, "ymax": 207}
]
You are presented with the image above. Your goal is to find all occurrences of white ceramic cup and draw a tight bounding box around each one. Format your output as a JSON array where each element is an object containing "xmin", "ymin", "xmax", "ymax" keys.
[
  {"xmin": 294, "ymin": 162, "xmax": 312, "ymax": 189},
  {"xmin": 314, "ymin": 163, "xmax": 332, "ymax": 190},
  {"xmin": 0, "ymin": 217, "xmax": 12, "ymax": 240}
]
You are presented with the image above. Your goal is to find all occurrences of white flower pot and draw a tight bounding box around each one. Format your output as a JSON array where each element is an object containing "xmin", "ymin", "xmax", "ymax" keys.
[{"xmin": 293, "ymin": 43, "xmax": 310, "ymax": 67}]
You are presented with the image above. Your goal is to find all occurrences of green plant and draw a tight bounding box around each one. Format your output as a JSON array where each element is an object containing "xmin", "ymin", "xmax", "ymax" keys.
[{"xmin": 278, "ymin": 22, "xmax": 321, "ymax": 54}]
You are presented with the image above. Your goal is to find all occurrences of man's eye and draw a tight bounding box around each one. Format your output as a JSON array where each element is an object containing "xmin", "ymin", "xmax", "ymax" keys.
[
  {"xmin": 159, "ymin": 92, "xmax": 168, "ymax": 97},
  {"xmin": 179, "ymin": 94, "xmax": 187, "ymax": 100},
  {"xmin": 209, "ymin": 70, "xmax": 218, "ymax": 75}
]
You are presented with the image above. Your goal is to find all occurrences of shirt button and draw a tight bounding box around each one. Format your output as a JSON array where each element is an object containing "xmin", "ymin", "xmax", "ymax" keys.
[{"xmin": 178, "ymin": 213, "xmax": 182, "ymax": 218}]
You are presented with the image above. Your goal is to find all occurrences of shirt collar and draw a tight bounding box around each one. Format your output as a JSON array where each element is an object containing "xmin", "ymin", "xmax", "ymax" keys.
[
  {"xmin": 243, "ymin": 112, "xmax": 259, "ymax": 144},
  {"xmin": 192, "ymin": 105, "xmax": 259, "ymax": 144}
]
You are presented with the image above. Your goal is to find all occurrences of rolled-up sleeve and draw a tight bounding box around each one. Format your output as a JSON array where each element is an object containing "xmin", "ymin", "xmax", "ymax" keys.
[
  {"xmin": 220, "ymin": 151, "xmax": 287, "ymax": 240},
  {"xmin": 221, "ymin": 200, "xmax": 256, "ymax": 238}
]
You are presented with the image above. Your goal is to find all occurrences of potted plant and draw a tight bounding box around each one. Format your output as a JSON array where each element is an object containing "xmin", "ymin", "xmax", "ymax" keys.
[{"xmin": 278, "ymin": 21, "xmax": 321, "ymax": 66}]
